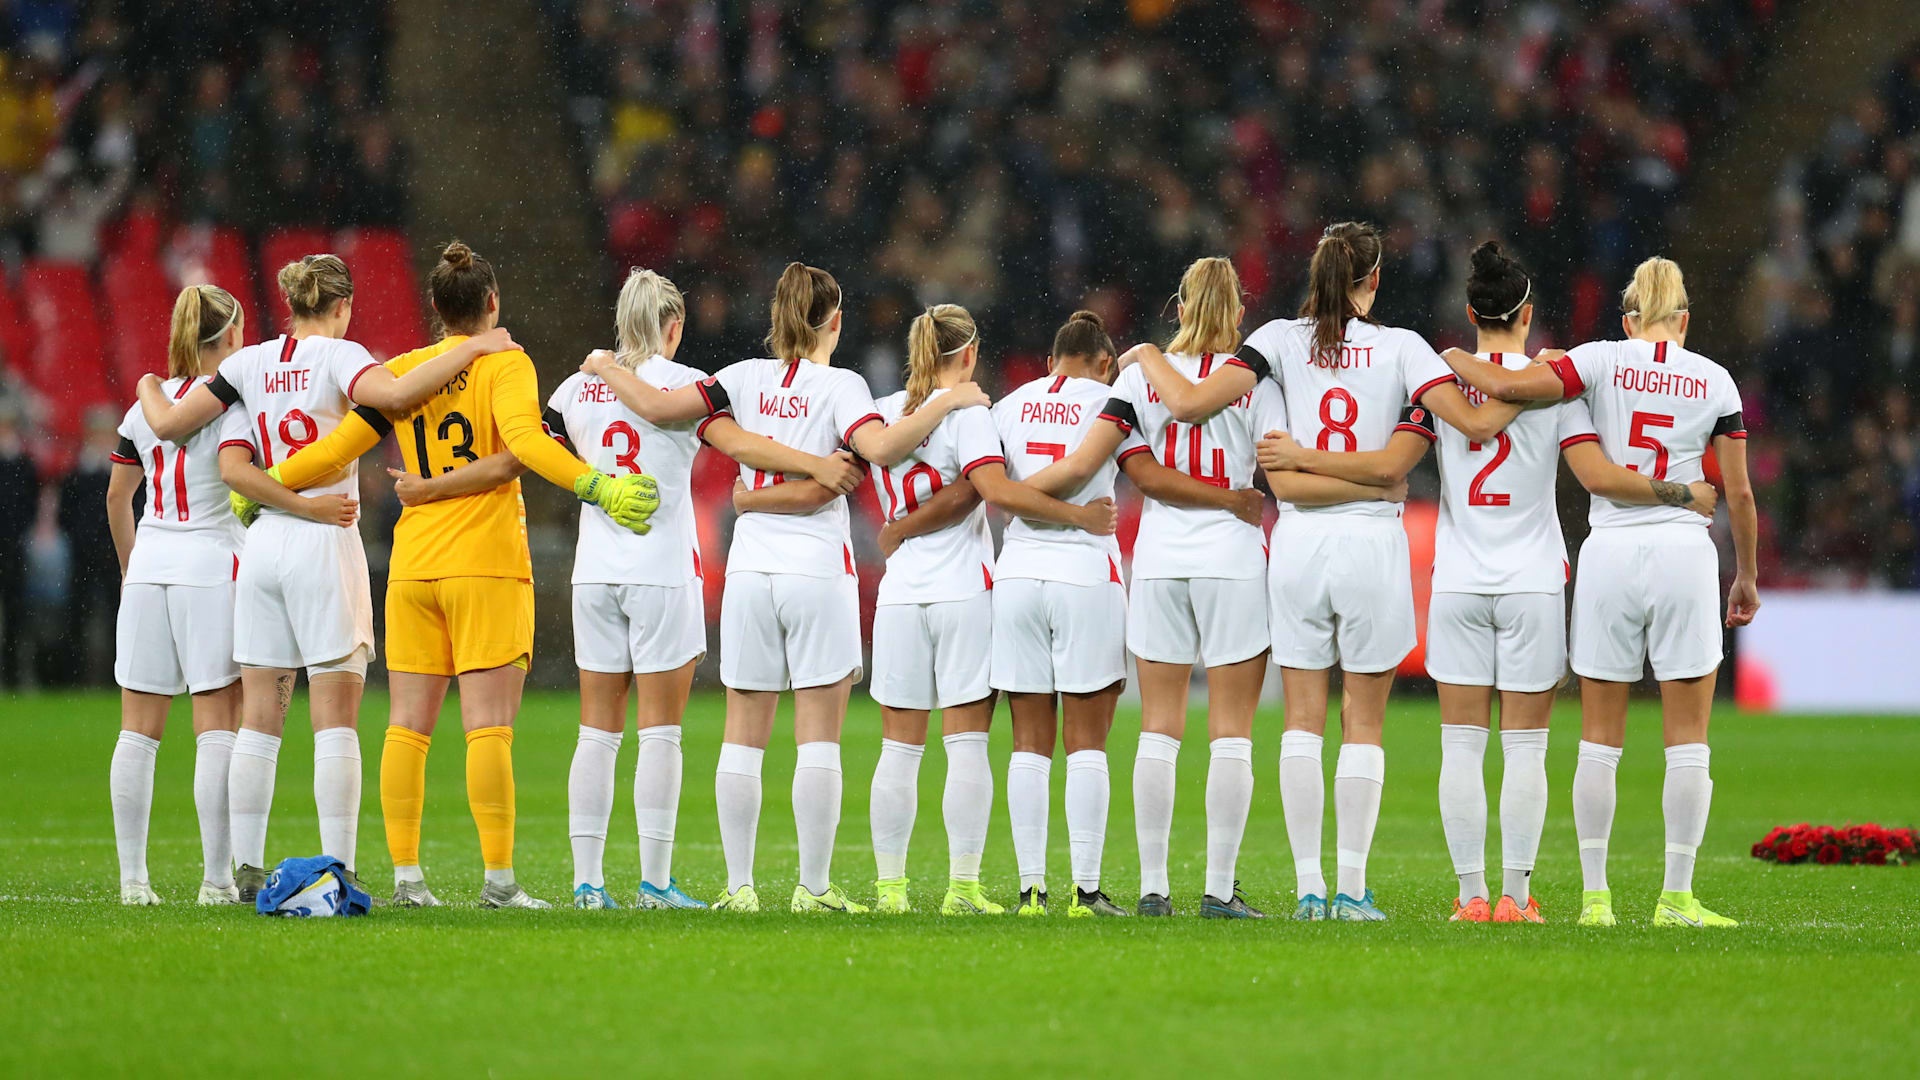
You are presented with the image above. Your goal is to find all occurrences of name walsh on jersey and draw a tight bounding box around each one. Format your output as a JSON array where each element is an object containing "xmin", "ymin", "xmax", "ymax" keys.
[{"xmin": 760, "ymin": 392, "xmax": 810, "ymax": 418}]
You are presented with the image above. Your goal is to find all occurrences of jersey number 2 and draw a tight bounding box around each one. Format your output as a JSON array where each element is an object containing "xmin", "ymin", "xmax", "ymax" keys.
[{"xmin": 1465, "ymin": 433, "xmax": 1513, "ymax": 507}]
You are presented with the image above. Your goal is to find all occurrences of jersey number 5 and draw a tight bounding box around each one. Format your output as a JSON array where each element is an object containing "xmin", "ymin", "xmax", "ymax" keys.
[{"xmin": 1626, "ymin": 411, "xmax": 1673, "ymax": 479}]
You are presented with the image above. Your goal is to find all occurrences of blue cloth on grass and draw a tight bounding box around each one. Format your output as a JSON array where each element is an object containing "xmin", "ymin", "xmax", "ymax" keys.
[{"xmin": 254, "ymin": 855, "xmax": 371, "ymax": 917}]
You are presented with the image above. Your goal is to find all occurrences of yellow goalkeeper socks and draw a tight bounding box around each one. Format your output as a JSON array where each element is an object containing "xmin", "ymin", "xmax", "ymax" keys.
[
  {"xmin": 465, "ymin": 726, "xmax": 516, "ymax": 872},
  {"xmin": 381, "ymin": 726, "xmax": 432, "ymax": 876}
]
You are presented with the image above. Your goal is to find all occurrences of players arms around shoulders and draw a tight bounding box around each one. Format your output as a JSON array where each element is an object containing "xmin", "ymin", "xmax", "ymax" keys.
[{"xmin": 104, "ymin": 230, "xmax": 1755, "ymax": 929}]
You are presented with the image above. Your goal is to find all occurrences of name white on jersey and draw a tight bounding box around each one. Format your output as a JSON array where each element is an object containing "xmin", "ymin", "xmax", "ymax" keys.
[
  {"xmin": 114, "ymin": 377, "xmax": 250, "ymax": 586},
  {"xmin": 1104, "ymin": 354, "xmax": 1281, "ymax": 579},
  {"xmin": 702, "ymin": 358, "xmax": 881, "ymax": 578},
  {"xmin": 1241, "ymin": 317, "xmax": 1455, "ymax": 518},
  {"xmin": 1549, "ymin": 339, "xmax": 1744, "ymax": 529},
  {"xmin": 1432, "ymin": 354, "xmax": 1597, "ymax": 594},
  {"xmin": 548, "ymin": 356, "xmax": 718, "ymax": 587},
  {"xmin": 217, "ymin": 334, "xmax": 382, "ymax": 507},
  {"xmin": 990, "ymin": 374, "xmax": 1143, "ymax": 587},
  {"xmin": 869, "ymin": 388, "xmax": 1002, "ymax": 604}
]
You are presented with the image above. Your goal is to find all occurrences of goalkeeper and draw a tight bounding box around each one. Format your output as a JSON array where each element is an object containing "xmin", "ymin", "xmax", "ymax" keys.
[{"xmin": 254, "ymin": 239, "xmax": 660, "ymax": 907}]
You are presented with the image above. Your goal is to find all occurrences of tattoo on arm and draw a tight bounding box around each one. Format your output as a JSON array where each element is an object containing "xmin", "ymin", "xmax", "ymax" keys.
[
  {"xmin": 1651, "ymin": 479, "xmax": 1692, "ymax": 507},
  {"xmin": 275, "ymin": 673, "xmax": 295, "ymax": 720}
]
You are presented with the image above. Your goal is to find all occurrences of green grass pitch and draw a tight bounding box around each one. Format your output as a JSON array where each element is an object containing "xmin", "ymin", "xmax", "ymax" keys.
[{"xmin": 2, "ymin": 690, "xmax": 1916, "ymax": 1078}]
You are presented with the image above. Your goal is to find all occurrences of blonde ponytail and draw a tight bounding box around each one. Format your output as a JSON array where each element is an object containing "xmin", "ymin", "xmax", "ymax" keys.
[
  {"xmin": 903, "ymin": 304, "xmax": 977, "ymax": 415},
  {"xmin": 614, "ymin": 267, "xmax": 685, "ymax": 370},
  {"xmin": 276, "ymin": 253, "xmax": 353, "ymax": 324},
  {"xmin": 1166, "ymin": 256, "xmax": 1243, "ymax": 356},
  {"xmin": 767, "ymin": 262, "xmax": 841, "ymax": 360},
  {"xmin": 167, "ymin": 284, "xmax": 240, "ymax": 379},
  {"xmin": 1622, "ymin": 256, "xmax": 1689, "ymax": 330}
]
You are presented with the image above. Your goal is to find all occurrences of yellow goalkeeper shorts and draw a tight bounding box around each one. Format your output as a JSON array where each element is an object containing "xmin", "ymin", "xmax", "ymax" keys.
[{"xmin": 385, "ymin": 577, "xmax": 533, "ymax": 677}]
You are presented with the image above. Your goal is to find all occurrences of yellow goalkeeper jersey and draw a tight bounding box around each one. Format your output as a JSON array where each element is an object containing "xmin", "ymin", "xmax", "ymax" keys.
[{"xmin": 274, "ymin": 334, "xmax": 592, "ymax": 582}]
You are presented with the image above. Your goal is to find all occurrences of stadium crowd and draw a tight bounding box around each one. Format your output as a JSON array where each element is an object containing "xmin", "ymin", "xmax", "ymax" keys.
[
  {"xmin": 0, "ymin": 3, "xmax": 403, "ymax": 686},
  {"xmin": 1744, "ymin": 39, "xmax": 1920, "ymax": 588}
]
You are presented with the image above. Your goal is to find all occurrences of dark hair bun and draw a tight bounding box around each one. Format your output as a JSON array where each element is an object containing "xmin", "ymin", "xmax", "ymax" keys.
[
  {"xmin": 1470, "ymin": 240, "xmax": 1508, "ymax": 276},
  {"xmin": 1068, "ymin": 309, "xmax": 1104, "ymax": 328},
  {"xmin": 441, "ymin": 241, "xmax": 474, "ymax": 270}
]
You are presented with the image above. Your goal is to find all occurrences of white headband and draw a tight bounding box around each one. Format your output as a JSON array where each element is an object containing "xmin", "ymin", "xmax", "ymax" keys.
[
  {"xmin": 1472, "ymin": 276, "xmax": 1531, "ymax": 322},
  {"xmin": 1353, "ymin": 246, "xmax": 1382, "ymax": 284},
  {"xmin": 940, "ymin": 331, "xmax": 977, "ymax": 356},
  {"xmin": 200, "ymin": 301, "xmax": 240, "ymax": 343}
]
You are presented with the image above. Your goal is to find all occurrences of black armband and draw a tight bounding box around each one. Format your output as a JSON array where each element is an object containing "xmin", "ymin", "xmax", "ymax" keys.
[
  {"xmin": 696, "ymin": 377, "xmax": 730, "ymax": 416},
  {"xmin": 1234, "ymin": 343, "xmax": 1272, "ymax": 381},
  {"xmin": 352, "ymin": 405, "xmax": 394, "ymax": 438},
  {"xmin": 542, "ymin": 406, "xmax": 573, "ymax": 448},
  {"xmin": 1097, "ymin": 398, "xmax": 1139, "ymax": 434},
  {"xmin": 1394, "ymin": 404, "xmax": 1438, "ymax": 441},
  {"xmin": 207, "ymin": 373, "xmax": 240, "ymax": 407},
  {"xmin": 1712, "ymin": 411, "xmax": 1746, "ymax": 439},
  {"xmin": 110, "ymin": 436, "xmax": 138, "ymax": 465}
]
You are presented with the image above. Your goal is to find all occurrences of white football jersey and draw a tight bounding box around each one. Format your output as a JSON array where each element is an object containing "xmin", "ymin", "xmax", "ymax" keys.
[
  {"xmin": 113, "ymin": 376, "xmax": 251, "ymax": 586},
  {"xmin": 1546, "ymin": 339, "xmax": 1744, "ymax": 529},
  {"xmin": 1239, "ymin": 316, "xmax": 1456, "ymax": 518},
  {"xmin": 991, "ymin": 373, "xmax": 1145, "ymax": 587},
  {"xmin": 1102, "ymin": 354, "xmax": 1282, "ymax": 579},
  {"xmin": 1432, "ymin": 353, "xmax": 1598, "ymax": 594},
  {"xmin": 699, "ymin": 357, "xmax": 881, "ymax": 578},
  {"xmin": 547, "ymin": 355, "xmax": 720, "ymax": 588},
  {"xmin": 869, "ymin": 388, "xmax": 1002, "ymax": 605},
  {"xmin": 214, "ymin": 334, "xmax": 383, "ymax": 506}
]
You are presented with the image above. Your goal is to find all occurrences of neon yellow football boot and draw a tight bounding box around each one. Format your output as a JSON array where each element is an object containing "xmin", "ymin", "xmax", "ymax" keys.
[
  {"xmin": 791, "ymin": 883, "xmax": 869, "ymax": 914},
  {"xmin": 1653, "ymin": 890, "xmax": 1738, "ymax": 928},
  {"xmin": 1577, "ymin": 889, "xmax": 1616, "ymax": 927},
  {"xmin": 940, "ymin": 879, "xmax": 1004, "ymax": 916},
  {"xmin": 713, "ymin": 883, "xmax": 760, "ymax": 913},
  {"xmin": 874, "ymin": 877, "xmax": 912, "ymax": 914}
]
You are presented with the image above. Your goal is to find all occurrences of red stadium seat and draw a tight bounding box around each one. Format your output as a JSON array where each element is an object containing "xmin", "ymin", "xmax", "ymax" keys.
[
  {"xmin": 20, "ymin": 260, "xmax": 113, "ymax": 440},
  {"xmin": 169, "ymin": 225, "xmax": 263, "ymax": 343},
  {"xmin": 102, "ymin": 251, "xmax": 176, "ymax": 390},
  {"xmin": 0, "ymin": 270, "xmax": 30, "ymax": 379},
  {"xmin": 258, "ymin": 226, "xmax": 332, "ymax": 332},
  {"xmin": 333, "ymin": 227, "xmax": 427, "ymax": 360}
]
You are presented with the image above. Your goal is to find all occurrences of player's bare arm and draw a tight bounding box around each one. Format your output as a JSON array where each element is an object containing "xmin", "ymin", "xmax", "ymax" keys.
[
  {"xmin": 1258, "ymin": 428, "xmax": 1430, "ymax": 487},
  {"xmin": 966, "ymin": 461, "xmax": 1116, "ymax": 535},
  {"xmin": 731, "ymin": 478, "xmax": 841, "ymax": 516},
  {"xmin": 1122, "ymin": 342, "xmax": 1255, "ymax": 424},
  {"xmin": 105, "ymin": 462, "xmax": 142, "ymax": 578},
  {"xmin": 388, "ymin": 452, "xmax": 526, "ymax": 508},
  {"xmin": 1119, "ymin": 453, "xmax": 1266, "ymax": 527},
  {"xmin": 1417, "ymin": 380, "xmax": 1524, "ymax": 443},
  {"xmin": 701, "ymin": 415, "xmax": 862, "ymax": 494},
  {"xmin": 350, "ymin": 326, "xmax": 516, "ymax": 413},
  {"xmin": 135, "ymin": 374, "xmax": 228, "ymax": 442},
  {"xmin": 1561, "ymin": 441, "xmax": 1716, "ymax": 517},
  {"xmin": 846, "ymin": 385, "xmax": 991, "ymax": 467},
  {"xmin": 878, "ymin": 477, "xmax": 982, "ymax": 557},
  {"xmin": 1024, "ymin": 422, "xmax": 1125, "ymax": 495},
  {"xmin": 217, "ymin": 444, "xmax": 359, "ymax": 526},
  {"xmin": 1716, "ymin": 432, "xmax": 1761, "ymax": 627},
  {"xmin": 1440, "ymin": 346, "xmax": 1565, "ymax": 403},
  {"xmin": 1263, "ymin": 468, "xmax": 1405, "ymax": 507},
  {"xmin": 582, "ymin": 349, "xmax": 713, "ymax": 424}
]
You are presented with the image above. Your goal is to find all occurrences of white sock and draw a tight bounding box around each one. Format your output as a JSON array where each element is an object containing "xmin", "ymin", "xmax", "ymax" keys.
[
  {"xmin": 1133, "ymin": 732, "xmax": 1181, "ymax": 898},
  {"xmin": 568, "ymin": 726, "xmax": 623, "ymax": 889},
  {"xmin": 793, "ymin": 741, "xmax": 842, "ymax": 895},
  {"xmin": 110, "ymin": 731, "xmax": 161, "ymax": 885},
  {"xmin": 1573, "ymin": 740, "xmax": 1622, "ymax": 892},
  {"xmin": 634, "ymin": 725, "xmax": 683, "ymax": 890},
  {"xmin": 1007, "ymin": 751, "xmax": 1051, "ymax": 892},
  {"xmin": 395, "ymin": 864, "xmax": 425, "ymax": 884},
  {"xmin": 715, "ymin": 743, "xmax": 764, "ymax": 893},
  {"xmin": 1437, "ymin": 724, "xmax": 1490, "ymax": 903},
  {"xmin": 1334, "ymin": 742, "xmax": 1385, "ymax": 900},
  {"xmin": 1278, "ymin": 730, "xmax": 1326, "ymax": 899},
  {"xmin": 194, "ymin": 730, "xmax": 236, "ymax": 888},
  {"xmin": 1205, "ymin": 737, "xmax": 1254, "ymax": 901},
  {"xmin": 228, "ymin": 729, "xmax": 281, "ymax": 870},
  {"xmin": 1499, "ymin": 728, "xmax": 1550, "ymax": 904},
  {"xmin": 485, "ymin": 868, "xmax": 515, "ymax": 888},
  {"xmin": 941, "ymin": 732, "xmax": 992, "ymax": 882},
  {"xmin": 869, "ymin": 739, "xmax": 924, "ymax": 882},
  {"xmin": 312, "ymin": 728, "xmax": 361, "ymax": 872},
  {"xmin": 1064, "ymin": 749, "xmax": 1108, "ymax": 893},
  {"xmin": 1662, "ymin": 742, "xmax": 1712, "ymax": 894}
]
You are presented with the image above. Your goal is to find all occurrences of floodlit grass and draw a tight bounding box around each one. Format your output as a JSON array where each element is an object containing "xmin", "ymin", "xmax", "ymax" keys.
[{"xmin": 2, "ymin": 690, "xmax": 1915, "ymax": 1078}]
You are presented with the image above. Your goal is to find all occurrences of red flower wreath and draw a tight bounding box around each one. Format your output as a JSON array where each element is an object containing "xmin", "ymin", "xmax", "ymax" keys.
[{"xmin": 1751, "ymin": 823, "xmax": 1916, "ymax": 866}]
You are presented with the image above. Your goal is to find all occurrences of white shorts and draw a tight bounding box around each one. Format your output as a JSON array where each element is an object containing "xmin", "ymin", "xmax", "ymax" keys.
[
  {"xmin": 1571, "ymin": 523, "xmax": 1723, "ymax": 682},
  {"xmin": 1127, "ymin": 576, "xmax": 1269, "ymax": 668},
  {"xmin": 719, "ymin": 572, "xmax": 862, "ymax": 691},
  {"xmin": 990, "ymin": 577, "xmax": 1128, "ymax": 695},
  {"xmin": 1268, "ymin": 514, "xmax": 1415, "ymax": 673},
  {"xmin": 870, "ymin": 593, "xmax": 993, "ymax": 710},
  {"xmin": 572, "ymin": 581, "xmax": 707, "ymax": 675},
  {"xmin": 115, "ymin": 581, "xmax": 240, "ymax": 695},
  {"xmin": 232, "ymin": 515, "xmax": 375, "ymax": 671},
  {"xmin": 1426, "ymin": 590, "xmax": 1566, "ymax": 692}
]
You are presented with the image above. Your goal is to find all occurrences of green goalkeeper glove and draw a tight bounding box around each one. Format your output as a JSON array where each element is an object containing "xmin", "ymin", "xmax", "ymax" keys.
[
  {"xmin": 228, "ymin": 465, "xmax": 283, "ymax": 528},
  {"xmin": 574, "ymin": 470, "xmax": 659, "ymax": 534}
]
